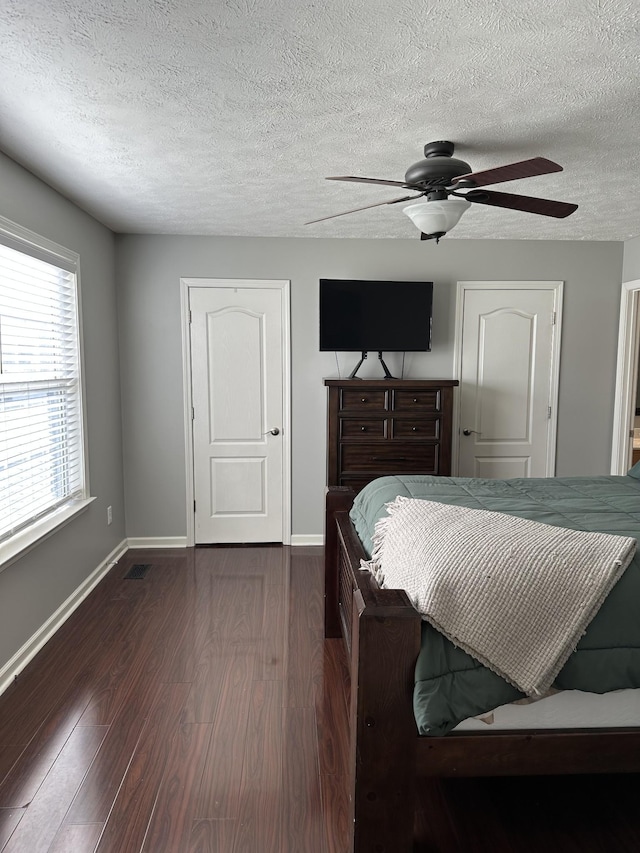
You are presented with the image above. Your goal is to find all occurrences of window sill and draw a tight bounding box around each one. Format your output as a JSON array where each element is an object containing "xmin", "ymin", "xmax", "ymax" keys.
[{"xmin": 0, "ymin": 497, "xmax": 96, "ymax": 574}]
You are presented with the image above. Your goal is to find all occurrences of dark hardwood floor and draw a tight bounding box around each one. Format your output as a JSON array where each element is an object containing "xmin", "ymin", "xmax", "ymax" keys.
[{"xmin": 0, "ymin": 545, "xmax": 639, "ymax": 852}]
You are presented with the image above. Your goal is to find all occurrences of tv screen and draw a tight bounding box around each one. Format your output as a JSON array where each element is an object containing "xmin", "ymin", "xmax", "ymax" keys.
[{"xmin": 319, "ymin": 279, "xmax": 433, "ymax": 352}]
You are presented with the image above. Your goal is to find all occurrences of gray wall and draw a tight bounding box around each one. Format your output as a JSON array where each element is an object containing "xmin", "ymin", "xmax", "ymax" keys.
[
  {"xmin": 116, "ymin": 234, "xmax": 623, "ymax": 540},
  {"xmin": 0, "ymin": 153, "xmax": 125, "ymax": 670}
]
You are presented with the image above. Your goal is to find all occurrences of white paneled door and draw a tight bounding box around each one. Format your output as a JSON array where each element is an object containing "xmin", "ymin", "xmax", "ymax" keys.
[
  {"xmin": 190, "ymin": 284, "xmax": 287, "ymax": 543},
  {"xmin": 456, "ymin": 282, "xmax": 562, "ymax": 479}
]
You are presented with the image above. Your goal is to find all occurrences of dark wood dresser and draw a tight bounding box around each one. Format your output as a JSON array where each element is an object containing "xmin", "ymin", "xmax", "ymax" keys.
[{"xmin": 324, "ymin": 378, "xmax": 458, "ymax": 493}]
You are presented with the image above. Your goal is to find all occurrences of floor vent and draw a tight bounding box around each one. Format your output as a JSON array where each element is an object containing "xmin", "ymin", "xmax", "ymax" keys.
[{"xmin": 124, "ymin": 563, "xmax": 151, "ymax": 580}]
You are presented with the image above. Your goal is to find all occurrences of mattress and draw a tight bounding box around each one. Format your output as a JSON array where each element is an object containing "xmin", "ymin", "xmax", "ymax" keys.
[{"xmin": 455, "ymin": 688, "xmax": 640, "ymax": 731}]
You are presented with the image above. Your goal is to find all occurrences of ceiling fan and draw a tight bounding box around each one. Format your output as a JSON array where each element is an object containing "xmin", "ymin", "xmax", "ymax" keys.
[{"xmin": 306, "ymin": 141, "xmax": 578, "ymax": 242}]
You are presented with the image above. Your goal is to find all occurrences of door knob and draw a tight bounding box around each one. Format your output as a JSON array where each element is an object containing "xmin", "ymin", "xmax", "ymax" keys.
[
  {"xmin": 263, "ymin": 427, "xmax": 280, "ymax": 436},
  {"xmin": 462, "ymin": 428, "xmax": 481, "ymax": 436}
]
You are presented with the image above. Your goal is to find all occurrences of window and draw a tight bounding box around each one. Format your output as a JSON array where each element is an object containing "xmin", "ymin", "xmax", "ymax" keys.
[{"xmin": 0, "ymin": 216, "xmax": 89, "ymax": 558}]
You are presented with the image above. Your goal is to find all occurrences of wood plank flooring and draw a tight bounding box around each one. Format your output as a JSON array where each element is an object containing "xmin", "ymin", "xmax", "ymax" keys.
[
  {"xmin": 0, "ymin": 547, "xmax": 350, "ymax": 852},
  {"xmin": 0, "ymin": 545, "xmax": 639, "ymax": 852}
]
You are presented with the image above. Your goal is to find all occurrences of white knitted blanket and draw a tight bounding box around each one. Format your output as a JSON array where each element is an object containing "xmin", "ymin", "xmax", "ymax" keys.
[{"xmin": 362, "ymin": 497, "xmax": 636, "ymax": 696}]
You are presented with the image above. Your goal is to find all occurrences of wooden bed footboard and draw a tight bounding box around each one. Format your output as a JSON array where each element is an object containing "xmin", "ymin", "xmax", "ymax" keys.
[
  {"xmin": 325, "ymin": 487, "xmax": 422, "ymax": 852},
  {"xmin": 324, "ymin": 486, "xmax": 640, "ymax": 853}
]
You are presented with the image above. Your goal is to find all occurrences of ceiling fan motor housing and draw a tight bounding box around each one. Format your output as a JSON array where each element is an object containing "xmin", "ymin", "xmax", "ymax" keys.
[{"xmin": 404, "ymin": 140, "xmax": 471, "ymax": 187}]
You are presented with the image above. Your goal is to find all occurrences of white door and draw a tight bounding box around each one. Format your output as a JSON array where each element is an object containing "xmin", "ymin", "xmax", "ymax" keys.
[
  {"xmin": 190, "ymin": 283, "xmax": 287, "ymax": 543},
  {"xmin": 456, "ymin": 282, "xmax": 562, "ymax": 479},
  {"xmin": 611, "ymin": 280, "xmax": 640, "ymax": 474}
]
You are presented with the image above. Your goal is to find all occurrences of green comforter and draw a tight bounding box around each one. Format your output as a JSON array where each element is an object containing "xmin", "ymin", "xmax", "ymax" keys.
[{"xmin": 349, "ymin": 471, "xmax": 640, "ymax": 736}]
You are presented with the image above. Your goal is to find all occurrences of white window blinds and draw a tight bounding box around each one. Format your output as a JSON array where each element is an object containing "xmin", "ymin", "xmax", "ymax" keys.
[{"xmin": 0, "ymin": 234, "xmax": 86, "ymax": 543}]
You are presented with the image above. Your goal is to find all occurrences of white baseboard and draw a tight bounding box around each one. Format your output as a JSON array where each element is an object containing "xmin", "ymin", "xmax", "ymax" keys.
[
  {"xmin": 290, "ymin": 534, "xmax": 324, "ymax": 546},
  {"xmin": 126, "ymin": 536, "xmax": 321, "ymax": 548},
  {"xmin": 0, "ymin": 538, "xmax": 128, "ymax": 698},
  {"xmin": 127, "ymin": 536, "xmax": 188, "ymax": 548}
]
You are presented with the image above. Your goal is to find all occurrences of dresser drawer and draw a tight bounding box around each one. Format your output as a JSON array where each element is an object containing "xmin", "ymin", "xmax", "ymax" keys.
[
  {"xmin": 340, "ymin": 418, "xmax": 388, "ymax": 438},
  {"xmin": 341, "ymin": 443, "xmax": 438, "ymax": 473},
  {"xmin": 392, "ymin": 417, "xmax": 440, "ymax": 439},
  {"xmin": 392, "ymin": 389, "xmax": 441, "ymax": 412},
  {"xmin": 340, "ymin": 389, "xmax": 388, "ymax": 411}
]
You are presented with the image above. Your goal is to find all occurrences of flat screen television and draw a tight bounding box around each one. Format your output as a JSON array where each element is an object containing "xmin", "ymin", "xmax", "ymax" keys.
[{"xmin": 319, "ymin": 278, "xmax": 433, "ymax": 353}]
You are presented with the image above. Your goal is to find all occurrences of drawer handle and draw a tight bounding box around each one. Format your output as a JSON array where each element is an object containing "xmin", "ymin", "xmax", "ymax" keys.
[
  {"xmin": 361, "ymin": 426, "xmax": 367, "ymax": 432},
  {"xmin": 413, "ymin": 398, "xmax": 418, "ymax": 403},
  {"xmin": 361, "ymin": 398, "xmax": 367, "ymax": 402},
  {"xmin": 372, "ymin": 456, "xmax": 408, "ymax": 462},
  {"xmin": 412, "ymin": 426, "xmax": 418, "ymax": 432}
]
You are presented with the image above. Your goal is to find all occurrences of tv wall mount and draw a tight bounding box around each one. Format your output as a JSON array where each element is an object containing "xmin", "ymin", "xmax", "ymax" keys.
[{"xmin": 349, "ymin": 351, "xmax": 394, "ymax": 379}]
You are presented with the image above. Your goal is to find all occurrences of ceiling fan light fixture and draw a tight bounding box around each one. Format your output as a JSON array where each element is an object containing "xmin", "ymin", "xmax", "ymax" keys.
[{"xmin": 402, "ymin": 197, "xmax": 471, "ymax": 238}]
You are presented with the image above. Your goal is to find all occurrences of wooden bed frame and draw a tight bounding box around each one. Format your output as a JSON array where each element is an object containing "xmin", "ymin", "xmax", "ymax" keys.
[{"xmin": 324, "ymin": 485, "xmax": 640, "ymax": 853}]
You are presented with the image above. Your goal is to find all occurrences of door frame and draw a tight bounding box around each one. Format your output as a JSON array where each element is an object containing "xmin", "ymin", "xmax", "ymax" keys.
[
  {"xmin": 180, "ymin": 277, "xmax": 292, "ymax": 546},
  {"xmin": 611, "ymin": 279, "xmax": 640, "ymax": 474},
  {"xmin": 452, "ymin": 280, "xmax": 563, "ymax": 477}
]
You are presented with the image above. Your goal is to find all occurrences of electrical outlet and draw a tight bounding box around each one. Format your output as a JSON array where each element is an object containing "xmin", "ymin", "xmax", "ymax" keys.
[{"xmin": 107, "ymin": 505, "xmax": 113, "ymax": 525}]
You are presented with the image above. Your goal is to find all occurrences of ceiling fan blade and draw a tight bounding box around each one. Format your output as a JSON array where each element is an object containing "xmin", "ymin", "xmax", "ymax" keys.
[
  {"xmin": 465, "ymin": 189, "xmax": 578, "ymax": 218},
  {"xmin": 326, "ymin": 175, "xmax": 420, "ymax": 189},
  {"xmin": 452, "ymin": 157, "xmax": 563, "ymax": 188},
  {"xmin": 305, "ymin": 194, "xmax": 422, "ymax": 225}
]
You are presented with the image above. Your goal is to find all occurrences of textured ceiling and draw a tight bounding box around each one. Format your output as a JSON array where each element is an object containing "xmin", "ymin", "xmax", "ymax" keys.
[{"xmin": 2, "ymin": 0, "xmax": 640, "ymax": 240}]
